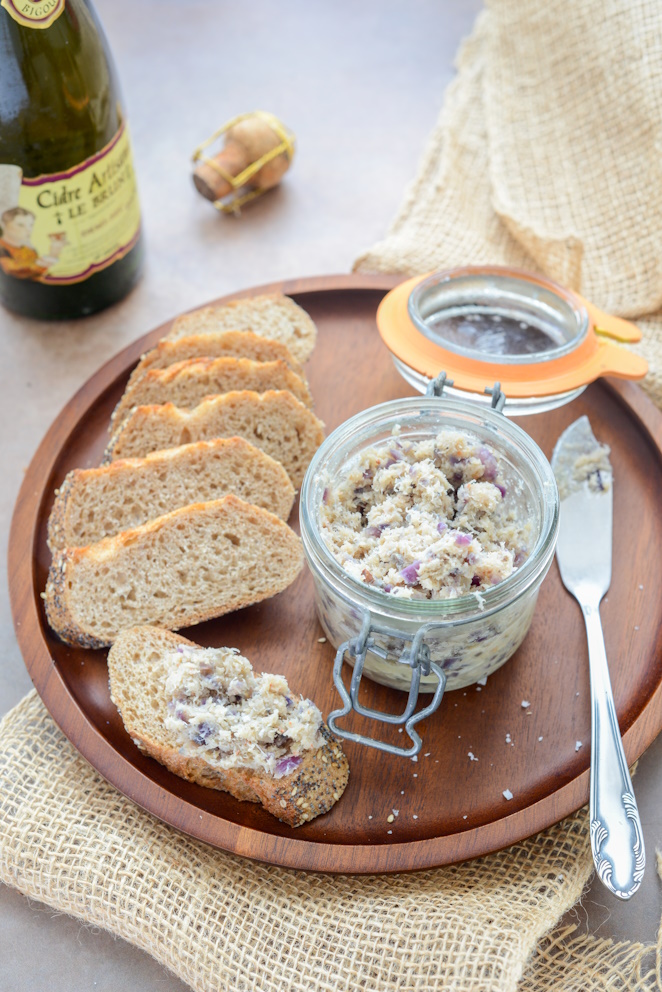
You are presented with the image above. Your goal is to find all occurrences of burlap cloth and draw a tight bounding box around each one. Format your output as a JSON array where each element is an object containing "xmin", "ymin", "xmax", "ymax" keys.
[
  {"xmin": 355, "ymin": 0, "xmax": 662, "ymax": 409},
  {"xmin": 1, "ymin": 693, "xmax": 660, "ymax": 991},
  {"xmin": 3, "ymin": 1, "xmax": 662, "ymax": 989}
]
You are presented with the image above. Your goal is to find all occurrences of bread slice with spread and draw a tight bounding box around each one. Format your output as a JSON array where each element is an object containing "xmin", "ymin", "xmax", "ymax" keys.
[
  {"xmin": 104, "ymin": 390, "xmax": 325, "ymax": 488},
  {"xmin": 44, "ymin": 495, "xmax": 303, "ymax": 649},
  {"xmin": 108, "ymin": 626, "xmax": 349, "ymax": 827},
  {"xmin": 47, "ymin": 438, "xmax": 295, "ymax": 552},
  {"xmin": 166, "ymin": 294, "xmax": 317, "ymax": 364},
  {"xmin": 110, "ymin": 356, "xmax": 314, "ymax": 433}
]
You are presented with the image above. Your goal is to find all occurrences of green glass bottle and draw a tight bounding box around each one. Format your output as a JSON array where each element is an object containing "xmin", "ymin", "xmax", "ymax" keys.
[{"xmin": 0, "ymin": 0, "xmax": 143, "ymax": 319}]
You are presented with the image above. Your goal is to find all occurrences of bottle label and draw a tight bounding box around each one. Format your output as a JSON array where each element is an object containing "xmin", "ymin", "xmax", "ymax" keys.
[
  {"xmin": 0, "ymin": 123, "xmax": 141, "ymax": 285},
  {"xmin": 1, "ymin": 0, "xmax": 65, "ymax": 29}
]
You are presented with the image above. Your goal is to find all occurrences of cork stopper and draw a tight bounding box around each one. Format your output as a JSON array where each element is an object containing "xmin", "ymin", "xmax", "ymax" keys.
[{"xmin": 192, "ymin": 112, "xmax": 295, "ymax": 209}]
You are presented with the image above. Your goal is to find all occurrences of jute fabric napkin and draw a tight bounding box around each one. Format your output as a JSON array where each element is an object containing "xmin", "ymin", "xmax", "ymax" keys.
[
  {"xmin": 3, "ymin": 1, "xmax": 662, "ymax": 988},
  {"xmin": 353, "ymin": 0, "xmax": 662, "ymax": 981},
  {"xmin": 355, "ymin": 0, "xmax": 662, "ymax": 407},
  {"xmin": 2, "ymin": 691, "xmax": 659, "ymax": 992}
]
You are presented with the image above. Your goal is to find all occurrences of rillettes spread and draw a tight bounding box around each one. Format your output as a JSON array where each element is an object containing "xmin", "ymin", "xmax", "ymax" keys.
[{"xmin": 319, "ymin": 429, "xmax": 531, "ymax": 601}]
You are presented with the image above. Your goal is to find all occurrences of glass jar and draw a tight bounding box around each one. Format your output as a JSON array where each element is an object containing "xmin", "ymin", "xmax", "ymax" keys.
[
  {"xmin": 300, "ymin": 395, "xmax": 559, "ymax": 693},
  {"xmin": 376, "ymin": 267, "xmax": 647, "ymax": 416}
]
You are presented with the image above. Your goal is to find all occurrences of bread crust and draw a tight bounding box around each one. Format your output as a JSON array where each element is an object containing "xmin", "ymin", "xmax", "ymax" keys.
[
  {"xmin": 47, "ymin": 438, "xmax": 295, "ymax": 552},
  {"xmin": 130, "ymin": 724, "xmax": 348, "ymax": 824},
  {"xmin": 166, "ymin": 294, "xmax": 317, "ymax": 364},
  {"xmin": 125, "ymin": 331, "xmax": 306, "ymax": 397},
  {"xmin": 103, "ymin": 390, "xmax": 325, "ymax": 488},
  {"xmin": 108, "ymin": 626, "xmax": 349, "ymax": 826},
  {"xmin": 44, "ymin": 496, "xmax": 303, "ymax": 648},
  {"xmin": 46, "ymin": 471, "xmax": 76, "ymax": 554},
  {"xmin": 44, "ymin": 547, "xmax": 106, "ymax": 649},
  {"xmin": 110, "ymin": 356, "xmax": 314, "ymax": 435}
]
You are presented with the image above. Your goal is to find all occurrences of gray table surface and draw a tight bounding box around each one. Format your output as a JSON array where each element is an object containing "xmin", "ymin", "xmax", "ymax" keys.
[{"xmin": 1, "ymin": 1, "xmax": 660, "ymax": 987}]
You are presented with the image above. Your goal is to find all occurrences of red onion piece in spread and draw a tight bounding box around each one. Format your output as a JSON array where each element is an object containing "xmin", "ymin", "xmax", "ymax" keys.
[
  {"xmin": 399, "ymin": 561, "xmax": 421, "ymax": 584},
  {"xmin": 274, "ymin": 754, "xmax": 303, "ymax": 777},
  {"xmin": 478, "ymin": 446, "xmax": 498, "ymax": 481}
]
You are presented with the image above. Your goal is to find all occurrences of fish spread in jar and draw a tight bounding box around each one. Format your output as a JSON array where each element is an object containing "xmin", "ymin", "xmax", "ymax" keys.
[{"xmin": 319, "ymin": 429, "xmax": 531, "ymax": 601}]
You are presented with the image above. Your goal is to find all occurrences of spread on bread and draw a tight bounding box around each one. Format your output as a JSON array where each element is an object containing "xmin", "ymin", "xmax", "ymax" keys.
[
  {"xmin": 42, "ymin": 294, "xmax": 346, "ymax": 827},
  {"xmin": 108, "ymin": 627, "xmax": 349, "ymax": 827},
  {"xmin": 164, "ymin": 645, "xmax": 325, "ymax": 776}
]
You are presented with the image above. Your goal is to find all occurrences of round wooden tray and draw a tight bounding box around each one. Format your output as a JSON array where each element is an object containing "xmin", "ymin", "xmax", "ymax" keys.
[{"xmin": 9, "ymin": 274, "xmax": 662, "ymax": 873}]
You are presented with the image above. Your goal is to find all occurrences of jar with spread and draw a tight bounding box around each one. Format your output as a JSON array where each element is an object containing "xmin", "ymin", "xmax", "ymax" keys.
[
  {"xmin": 300, "ymin": 264, "xmax": 646, "ymax": 755},
  {"xmin": 300, "ymin": 395, "xmax": 559, "ymax": 698}
]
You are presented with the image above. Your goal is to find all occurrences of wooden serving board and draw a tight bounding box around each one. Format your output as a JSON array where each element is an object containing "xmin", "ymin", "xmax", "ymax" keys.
[{"xmin": 9, "ymin": 274, "xmax": 662, "ymax": 873}]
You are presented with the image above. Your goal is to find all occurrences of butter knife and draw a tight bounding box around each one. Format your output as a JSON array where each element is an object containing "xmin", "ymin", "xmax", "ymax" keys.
[{"xmin": 552, "ymin": 415, "xmax": 645, "ymax": 900}]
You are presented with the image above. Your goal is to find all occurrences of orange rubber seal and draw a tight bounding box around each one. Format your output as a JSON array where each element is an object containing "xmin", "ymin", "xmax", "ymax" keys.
[{"xmin": 377, "ymin": 268, "xmax": 647, "ymax": 399}]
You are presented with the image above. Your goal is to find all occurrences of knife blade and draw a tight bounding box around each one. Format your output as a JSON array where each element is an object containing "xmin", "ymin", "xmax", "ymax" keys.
[{"xmin": 552, "ymin": 415, "xmax": 645, "ymax": 900}]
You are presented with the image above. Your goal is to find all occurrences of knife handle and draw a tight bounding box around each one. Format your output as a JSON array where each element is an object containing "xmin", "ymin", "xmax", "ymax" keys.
[{"xmin": 583, "ymin": 601, "xmax": 645, "ymax": 900}]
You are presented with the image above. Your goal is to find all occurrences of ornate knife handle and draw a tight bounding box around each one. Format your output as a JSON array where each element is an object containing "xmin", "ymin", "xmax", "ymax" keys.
[{"xmin": 583, "ymin": 601, "xmax": 645, "ymax": 900}]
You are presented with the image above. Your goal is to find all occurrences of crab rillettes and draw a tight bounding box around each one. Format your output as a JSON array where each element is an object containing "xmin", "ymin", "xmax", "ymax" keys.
[
  {"xmin": 319, "ymin": 429, "xmax": 531, "ymax": 601},
  {"xmin": 301, "ymin": 399, "xmax": 559, "ymax": 693},
  {"xmin": 164, "ymin": 645, "xmax": 325, "ymax": 776}
]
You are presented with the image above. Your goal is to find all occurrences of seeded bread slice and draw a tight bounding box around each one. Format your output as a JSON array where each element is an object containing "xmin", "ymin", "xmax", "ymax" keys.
[
  {"xmin": 104, "ymin": 390, "xmax": 325, "ymax": 488},
  {"xmin": 108, "ymin": 626, "xmax": 349, "ymax": 827},
  {"xmin": 44, "ymin": 495, "xmax": 303, "ymax": 649},
  {"xmin": 166, "ymin": 294, "xmax": 317, "ymax": 364},
  {"xmin": 110, "ymin": 356, "xmax": 313, "ymax": 433},
  {"xmin": 47, "ymin": 438, "xmax": 295, "ymax": 552},
  {"xmin": 125, "ymin": 332, "xmax": 305, "ymax": 401}
]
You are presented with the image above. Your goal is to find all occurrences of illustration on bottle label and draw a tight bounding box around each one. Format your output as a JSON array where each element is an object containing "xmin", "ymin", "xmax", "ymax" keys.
[
  {"xmin": 0, "ymin": 124, "xmax": 141, "ymax": 285},
  {"xmin": 1, "ymin": 0, "xmax": 65, "ymax": 29}
]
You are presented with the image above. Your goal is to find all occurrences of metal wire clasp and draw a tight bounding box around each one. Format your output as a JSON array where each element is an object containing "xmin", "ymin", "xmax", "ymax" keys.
[
  {"xmin": 327, "ymin": 611, "xmax": 446, "ymax": 757},
  {"xmin": 425, "ymin": 371, "xmax": 454, "ymax": 398},
  {"xmin": 425, "ymin": 371, "xmax": 507, "ymax": 414},
  {"xmin": 191, "ymin": 110, "xmax": 295, "ymax": 213},
  {"xmin": 484, "ymin": 381, "xmax": 506, "ymax": 413}
]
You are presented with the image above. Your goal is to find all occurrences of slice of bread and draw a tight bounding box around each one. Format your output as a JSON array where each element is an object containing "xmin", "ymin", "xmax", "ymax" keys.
[
  {"xmin": 167, "ymin": 294, "xmax": 317, "ymax": 364},
  {"xmin": 125, "ymin": 332, "xmax": 306, "ymax": 400},
  {"xmin": 47, "ymin": 438, "xmax": 295, "ymax": 552},
  {"xmin": 108, "ymin": 626, "xmax": 349, "ymax": 827},
  {"xmin": 110, "ymin": 356, "xmax": 313, "ymax": 433},
  {"xmin": 104, "ymin": 390, "xmax": 325, "ymax": 488},
  {"xmin": 44, "ymin": 495, "xmax": 303, "ymax": 649}
]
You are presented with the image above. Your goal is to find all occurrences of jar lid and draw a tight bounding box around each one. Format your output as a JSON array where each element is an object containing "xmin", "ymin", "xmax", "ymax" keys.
[{"xmin": 377, "ymin": 267, "xmax": 647, "ymax": 414}]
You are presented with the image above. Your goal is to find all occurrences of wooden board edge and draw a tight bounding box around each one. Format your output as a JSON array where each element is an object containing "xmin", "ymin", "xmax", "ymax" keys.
[{"xmin": 7, "ymin": 279, "xmax": 662, "ymax": 873}]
